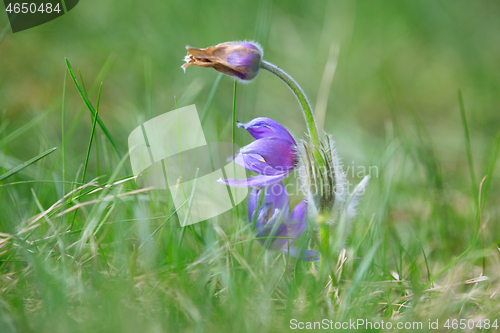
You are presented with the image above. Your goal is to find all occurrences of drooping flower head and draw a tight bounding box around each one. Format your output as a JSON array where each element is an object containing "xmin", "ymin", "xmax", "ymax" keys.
[
  {"xmin": 249, "ymin": 181, "xmax": 319, "ymax": 261},
  {"xmin": 218, "ymin": 117, "xmax": 297, "ymax": 187},
  {"xmin": 182, "ymin": 41, "xmax": 263, "ymax": 82}
]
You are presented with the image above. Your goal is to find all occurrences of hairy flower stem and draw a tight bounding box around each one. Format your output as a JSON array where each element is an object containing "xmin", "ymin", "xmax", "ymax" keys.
[
  {"xmin": 260, "ymin": 60, "xmax": 325, "ymax": 167},
  {"xmin": 262, "ymin": 60, "xmax": 329, "ymax": 268},
  {"xmin": 320, "ymin": 226, "xmax": 329, "ymax": 270}
]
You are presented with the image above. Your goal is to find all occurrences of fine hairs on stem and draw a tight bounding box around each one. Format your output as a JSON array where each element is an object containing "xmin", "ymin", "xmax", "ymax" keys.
[{"xmin": 260, "ymin": 60, "xmax": 325, "ymax": 168}]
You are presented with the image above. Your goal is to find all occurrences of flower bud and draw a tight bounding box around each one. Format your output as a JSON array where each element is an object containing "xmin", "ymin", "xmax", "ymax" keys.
[
  {"xmin": 182, "ymin": 41, "xmax": 263, "ymax": 81},
  {"xmin": 298, "ymin": 135, "xmax": 346, "ymax": 220},
  {"xmin": 297, "ymin": 134, "xmax": 369, "ymax": 223}
]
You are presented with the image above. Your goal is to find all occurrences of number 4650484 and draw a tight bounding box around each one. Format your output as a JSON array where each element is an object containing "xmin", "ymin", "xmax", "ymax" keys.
[
  {"xmin": 6, "ymin": 3, "xmax": 61, "ymax": 14},
  {"xmin": 444, "ymin": 319, "xmax": 498, "ymax": 330}
]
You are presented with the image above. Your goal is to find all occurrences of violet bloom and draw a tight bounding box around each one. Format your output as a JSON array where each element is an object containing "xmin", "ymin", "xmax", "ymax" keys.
[
  {"xmin": 181, "ymin": 41, "xmax": 263, "ymax": 82},
  {"xmin": 218, "ymin": 117, "xmax": 297, "ymax": 187},
  {"xmin": 248, "ymin": 182, "xmax": 319, "ymax": 261}
]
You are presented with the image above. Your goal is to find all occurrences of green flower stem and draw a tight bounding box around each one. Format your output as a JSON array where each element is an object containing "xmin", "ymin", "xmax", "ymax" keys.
[
  {"xmin": 261, "ymin": 59, "xmax": 328, "ymax": 268},
  {"xmin": 320, "ymin": 225, "xmax": 329, "ymax": 271},
  {"xmin": 260, "ymin": 60, "xmax": 324, "ymax": 167}
]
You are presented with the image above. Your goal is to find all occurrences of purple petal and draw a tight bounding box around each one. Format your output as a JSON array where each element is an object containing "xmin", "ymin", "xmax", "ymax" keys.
[
  {"xmin": 288, "ymin": 201, "xmax": 306, "ymax": 224},
  {"xmin": 264, "ymin": 182, "xmax": 289, "ymax": 218},
  {"xmin": 234, "ymin": 153, "xmax": 288, "ymax": 176},
  {"xmin": 247, "ymin": 187, "xmax": 261, "ymax": 223},
  {"xmin": 239, "ymin": 137, "xmax": 296, "ymax": 172},
  {"xmin": 256, "ymin": 202, "xmax": 274, "ymax": 223},
  {"xmin": 237, "ymin": 117, "xmax": 296, "ymax": 145},
  {"xmin": 279, "ymin": 201, "xmax": 307, "ymax": 243},
  {"xmin": 264, "ymin": 221, "xmax": 306, "ymax": 250},
  {"xmin": 260, "ymin": 223, "xmax": 291, "ymax": 250},
  {"xmin": 217, "ymin": 173, "xmax": 287, "ymax": 187},
  {"xmin": 249, "ymin": 182, "xmax": 289, "ymax": 235},
  {"xmin": 282, "ymin": 247, "xmax": 320, "ymax": 261},
  {"xmin": 227, "ymin": 50, "xmax": 260, "ymax": 69},
  {"xmin": 283, "ymin": 202, "xmax": 307, "ymax": 240},
  {"xmin": 239, "ymin": 42, "xmax": 262, "ymax": 53},
  {"xmin": 258, "ymin": 201, "xmax": 307, "ymax": 250}
]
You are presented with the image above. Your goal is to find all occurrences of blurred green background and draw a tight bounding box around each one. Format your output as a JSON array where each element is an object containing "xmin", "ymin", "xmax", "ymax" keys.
[
  {"xmin": 2, "ymin": 0, "xmax": 500, "ymax": 189},
  {"xmin": 1, "ymin": 0, "xmax": 500, "ymax": 332},
  {"xmin": 2, "ymin": 0, "xmax": 499, "ymax": 248}
]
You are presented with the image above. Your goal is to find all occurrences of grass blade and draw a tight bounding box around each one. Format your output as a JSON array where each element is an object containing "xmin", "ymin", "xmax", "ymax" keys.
[
  {"xmin": 0, "ymin": 21, "xmax": 10, "ymax": 45},
  {"xmin": 0, "ymin": 147, "xmax": 57, "ymax": 182},
  {"xmin": 342, "ymin": 241, "xmax": 381, "ymax": 318},
  {"xmin": 65, "ymin": 58, "xmax": 122, "ymax": 161},
  {"xmin": 66, "ymin": 54, "xmax": 116, "ymax": 140},
  {"xmin": 0, "ymin": 117, "xmax": 9, "ymax": 136},
  {"xmin": 315, "ymin": 41, "xmax": 340, "ymax": 131},
  {"xmin": 200, "ymin": 73, "xmax": 223, "ymax": 125},
  {"xmin": 480, "ymin": 131, "xmax": 500, "ymax": 207},
  {"xmin": 0, "ymin": 100, "xmax": 59, "ymax": 147},
  {"xmin": 458, "ymin": 90, "xmax": 477, "ymax": 204},
  {"xmin": 232, "ymin": 81, "xmax": 239, "ymax": 222},
  {"xmin": 144, "ymin": 56, "xmax": 153, "ymax": 120},
  {"xmin": 62, "ymin": 68, "xmax": 68, "ymax": 195},
  {"xmin": 81, "ymin": 83, "xmax": 102, "ymax": 184}
]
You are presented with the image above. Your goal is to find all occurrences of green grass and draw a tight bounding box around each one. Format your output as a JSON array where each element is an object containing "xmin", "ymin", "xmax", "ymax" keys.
[
  {"xmin": 1, "ymin": 0, "xmax": 500, "ymax": 332},
  {"xmin": 0, "ymin": 147, "xmax": 57, "ymax": 183}
]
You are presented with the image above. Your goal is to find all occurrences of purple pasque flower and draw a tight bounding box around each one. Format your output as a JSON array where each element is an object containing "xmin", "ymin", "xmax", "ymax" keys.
[
  {"xmin": 249, "ymin": 181, "xmax": 319, "ymax": 261},
  {"xmin": 181, "ymin": 41, "xmax": 263, "ymax": 81},
  {"xmin": 218, "ymin": 117, "xmax": 297, "ymax": 187}
]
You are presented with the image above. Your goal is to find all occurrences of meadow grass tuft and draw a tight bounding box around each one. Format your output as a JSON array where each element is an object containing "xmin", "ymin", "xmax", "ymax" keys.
[
  {"xmin": 1, "ymin": 1, "xmax": 500, "ymax": 332},
  {"xmin": 0, "ymin": 64, "xmax": 499, "ymax": 332}
]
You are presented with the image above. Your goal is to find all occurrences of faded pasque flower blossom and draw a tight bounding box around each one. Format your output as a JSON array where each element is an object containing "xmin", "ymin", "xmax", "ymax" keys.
[
  {"xmin": 181, "ymin": 41, "xmax": 263, "ymax": 81},
  {"xmin": 218, "ymin": 117, "xmax": 297, "ymax": 187},
  {"xmin": 249, "ymin": 182, "xmax": 319, "ymax": 261}
]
